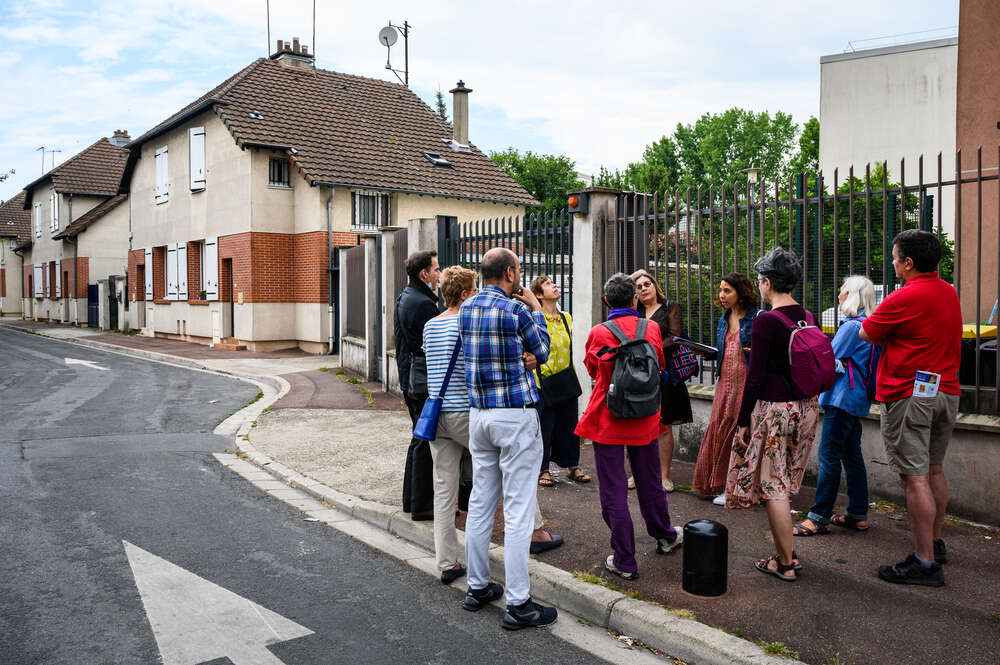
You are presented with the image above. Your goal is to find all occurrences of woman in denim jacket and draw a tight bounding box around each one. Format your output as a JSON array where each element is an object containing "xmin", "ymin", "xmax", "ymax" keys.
[
  {"xmin": 693, "ymin": 273, "xmax": 760, "ymax": 503},
  {"xmin": 794, "ymin": 275, "xmax": 877, "ymax": 536}
]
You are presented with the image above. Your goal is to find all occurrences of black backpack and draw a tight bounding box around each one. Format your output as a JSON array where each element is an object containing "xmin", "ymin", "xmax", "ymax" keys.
[{"xmin": 597, "ymin": 319, "xmax": 661, "ymax": 419}]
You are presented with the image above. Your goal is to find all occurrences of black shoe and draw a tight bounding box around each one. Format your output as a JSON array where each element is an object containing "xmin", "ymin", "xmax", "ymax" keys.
[
  {"xmin": 501, "ymin": 598, "xmax": 558, "ymax": 630},
  {"xmin": 529, "ymin": 533, "xmax": 564, "ymax": 554},
  {"xmin": 934, "ymin": 539, "xmax": 948, "ymax": 565},
  {"xmin": 440, "ymin": 565, "xmax": 466, "ymax": 585},
  {"xmin": 410, "ymin": 510, "xmax": 434, "ymax": 522},
  {"xmin": 462, "ymin": 582, "xmax": 504, "ymax": 612},
  {"xmin": 877, "ymin": 554, "xmax": 944, "ymax": 587}
]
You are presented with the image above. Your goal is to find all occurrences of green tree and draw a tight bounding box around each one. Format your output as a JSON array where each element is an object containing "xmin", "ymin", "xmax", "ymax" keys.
[
  {"xmin": 789, "ymin": 116, "xmax": 819, "ymax": 177},
  {"xmin": 434, "ymin": 89, "xmax": 448, "ymax": 123},
  {"xmin": 489, "ymin": 148, "xmax": 583, "ymax": 211},
  {"xmin": 0, "ymin": 168, "xmax": 13, "ymax": 183}
]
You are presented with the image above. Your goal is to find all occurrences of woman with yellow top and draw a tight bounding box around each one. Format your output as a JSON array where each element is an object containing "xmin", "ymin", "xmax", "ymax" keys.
[{"xmin": 530, "ymin": 275, "xmax": 590, "ymax": 487}]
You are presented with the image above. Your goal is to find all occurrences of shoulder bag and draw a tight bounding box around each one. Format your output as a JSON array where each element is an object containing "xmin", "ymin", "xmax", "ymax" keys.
[
  {"xmin": 413, "ymin": 339, "xmax": 462, "ymax": 441},
  {"xmin": 535, "ymin": 312, "xmax": 583, "ymax": 406},
  {"xmin": 661, "ymin": 301, "xmax": 699, "ymax": 385}
]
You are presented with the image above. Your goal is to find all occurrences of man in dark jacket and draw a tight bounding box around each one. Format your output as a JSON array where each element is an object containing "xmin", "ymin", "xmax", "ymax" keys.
[{"xmin": 394, "ymin": 250, "xmax": 441, "ymax": 519}]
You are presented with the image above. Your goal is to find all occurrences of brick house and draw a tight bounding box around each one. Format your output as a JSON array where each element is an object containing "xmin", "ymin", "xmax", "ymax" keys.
[
  {"xmin": 1, "ymin": 192, "xmax": 32, "ymax": 317},
  {"xmin": 17, "ymin": 134, "xmax": 130, "ymax": 324},
  {"xmin": 122, "ymin": 40, "xmax": 537, "ymax": 353}
]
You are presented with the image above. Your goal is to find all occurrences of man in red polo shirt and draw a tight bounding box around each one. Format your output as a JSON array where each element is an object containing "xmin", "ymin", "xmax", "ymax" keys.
[{"xmin": 860, "ymin": 229, "xmax": 961, "ymax": 587}]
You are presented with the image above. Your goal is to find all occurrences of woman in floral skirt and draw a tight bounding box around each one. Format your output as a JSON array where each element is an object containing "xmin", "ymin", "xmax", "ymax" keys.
[{"xmin": 727, "ymin": 248, "xmax": 821, "ymax": 582}]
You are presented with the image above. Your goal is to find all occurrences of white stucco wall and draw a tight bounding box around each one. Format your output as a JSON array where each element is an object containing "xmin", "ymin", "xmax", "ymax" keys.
[
  {"xmin": 819, "ymin": 38, "xmax": 957, "ymax": 235},
  {"xmin": 1, "ymin": 238, "xmax": 22, "ymax": 316}
]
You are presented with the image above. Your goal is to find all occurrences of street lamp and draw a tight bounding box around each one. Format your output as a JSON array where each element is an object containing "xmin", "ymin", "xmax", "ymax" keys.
[{"xmin": 743, "ymin": 166, "xmax": 762, "ymax": 255}]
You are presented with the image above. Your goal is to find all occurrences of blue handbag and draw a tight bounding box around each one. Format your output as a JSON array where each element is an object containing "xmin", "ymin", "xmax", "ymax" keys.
[{"xmin": 413, "ymin": 339, "xmax": 462, "ymax": 441}]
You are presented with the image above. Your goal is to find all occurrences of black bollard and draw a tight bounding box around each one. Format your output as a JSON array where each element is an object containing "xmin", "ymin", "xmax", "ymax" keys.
[{"xmin": 682, "ymin": 519, "xmax": 728, "ymax": 597}]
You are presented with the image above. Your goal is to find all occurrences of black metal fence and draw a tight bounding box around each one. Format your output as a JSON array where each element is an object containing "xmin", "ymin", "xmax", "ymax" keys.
[
  {"xmin": 602, "ymin": 150, "xmax": 999, "ymax": 415},
  {"xmin": 343, "ymin": 243, "xmax": 366, "ymax": 338},
  {"xmin": 444, "ymin": 209, "xmax": 574, "ymax": 314}
]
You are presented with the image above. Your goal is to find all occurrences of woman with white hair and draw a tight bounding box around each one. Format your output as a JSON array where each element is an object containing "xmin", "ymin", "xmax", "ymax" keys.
[{"xmin": 794, "ymin": 275, "xmax": 878, "ymax": 537}]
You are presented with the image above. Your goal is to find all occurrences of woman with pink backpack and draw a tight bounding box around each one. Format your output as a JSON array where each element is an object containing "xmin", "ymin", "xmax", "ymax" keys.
[{"xmin": 727, "ymin": 247, "xmax": 830, "ymax": 582}]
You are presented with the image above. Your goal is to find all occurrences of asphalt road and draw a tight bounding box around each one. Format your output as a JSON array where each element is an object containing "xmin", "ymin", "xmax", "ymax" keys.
[{"xmin": 0, "ymin": 328, "xmax": 615, "ymax": 665}]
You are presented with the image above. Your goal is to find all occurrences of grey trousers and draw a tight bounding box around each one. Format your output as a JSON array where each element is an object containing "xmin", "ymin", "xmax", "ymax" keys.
[{"xmin": 466, "ymin": 406, "xmax": 543, "ymax": 606}]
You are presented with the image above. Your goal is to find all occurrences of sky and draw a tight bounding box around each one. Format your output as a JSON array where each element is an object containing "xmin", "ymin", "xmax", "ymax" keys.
[{"xmin": 0, "ymin": 0, "xmax": 960, "ymax": 202}]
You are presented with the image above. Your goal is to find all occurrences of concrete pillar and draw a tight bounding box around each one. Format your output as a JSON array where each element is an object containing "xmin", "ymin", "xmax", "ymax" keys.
[
  {"xmin": 380, "ymin": 225, "xmax": 405, "ymax": 394},
  {"xmin": 363, "ymin": 233, "xmax": 380, "ymax": 382},
  {"xmin": 97, "ymin": 279, "xmax": 109, "ymax": 329},
  {"xmin": 407, "ymin": 217, "xmax": 440, "ymax": 256},
  {"xmin": 569, "ymin": 187, "xmax": 622, "ymax": 410}
]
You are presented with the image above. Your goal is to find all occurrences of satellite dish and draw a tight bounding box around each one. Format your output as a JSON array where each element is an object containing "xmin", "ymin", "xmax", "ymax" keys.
[{"xmin": 378, "ymin": 26, "xmax": 397, "ymax": 47}]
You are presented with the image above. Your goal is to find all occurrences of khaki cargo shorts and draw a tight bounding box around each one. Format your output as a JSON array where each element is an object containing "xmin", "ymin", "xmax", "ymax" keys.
[{"xmin": 880, "ymin": 392, "xmax": 960, "ymax": 476}]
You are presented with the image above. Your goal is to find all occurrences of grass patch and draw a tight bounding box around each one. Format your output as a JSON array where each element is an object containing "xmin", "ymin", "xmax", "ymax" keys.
[
  {"xmin": 756, "ymin": 641, "xmax": 799, "ymax": 659},
  {"xmin": 246, "ymin": 392, "xmax": 264, "ymax": 406},
  {"xmin": 871, "ymin": 499, "xmax": 903, "ymax": 514},
  {"xmin": 673, "ymin": 483, "xmax": 692, "ymax": 492},
  {"xmin": 820, "ymin": 650, "xmax": 853, "ymax": 665},
  {"xmin": 731, "ymin": 627, "xmax": 743, "ymax": 638},
  {"xmin": 336, "ymin": 369, "xmax": 345, "ymax": 377},
  {"xmin": 347, "ymin": 376, "xmax": 361, "ymax": 385},
  {"xmin": 572, "ymin": 571, "xmax": 643, "ymax": 600},
  {"xmin": 359, "ymin": 386, "xmax": 375, "ymax": 407},
  {"xmin": 318, "ymin": 366, "xmax": 329, "ymax": 372},
  {"xmin": 667, "ymin": 608, "xmax": 696, "ymax": 621},
  {"xmin": 987, "ymin": 613, "xmax": 1000, "ymax": 622}
]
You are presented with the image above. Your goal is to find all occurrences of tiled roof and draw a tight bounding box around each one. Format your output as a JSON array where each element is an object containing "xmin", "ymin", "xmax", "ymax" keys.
[
  {"xmin": 23, "ymin": 138, "xmax": 129, "ymax": 205},
  {"xmin": 53, "ymin": 194, "xmax": 128, "ymax": 239},
  {"xmin": 136, "ymin": 58, "xmax": 539, "ymax": 207},
  {"xmin": 0, "ymin": 191, "xmax": 32, "ymax": 240}
]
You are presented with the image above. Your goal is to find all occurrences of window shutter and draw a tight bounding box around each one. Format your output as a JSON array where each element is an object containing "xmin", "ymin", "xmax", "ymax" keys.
[
  {"xmin": 204, "ymin": 236, "xmax": 218, "ymax": 300},
  {"xmin": 155, "ymin": 146, "xmax": 169, "ymax": 203},
  {"xmin": 189, "ymin": 127, "xmax": 206, "ymax": 190},
  {"xmin": 33, "ymin": 264, "xmax": 43, "ymax": 297},
  {"xmin": 144, "ymin": 248, "xmax": 153, "ymax": 299},
  {"xmin": 177, "ymin": 242, "xmax": 188, "ymax": 299},
  {"xmin": 51, "ymin": 193, "xmax": 59, "ymax": 231},
  {"xmin": 166, "ymin": 243, "xmax": 178, "ymax": 300},
  {"xmin": 34, "ymin": 202, "xmax": 42, "ymax": 236},
  {"xmin": 55, "ymin": 263, "xmax": 61, "ymax": 298}
]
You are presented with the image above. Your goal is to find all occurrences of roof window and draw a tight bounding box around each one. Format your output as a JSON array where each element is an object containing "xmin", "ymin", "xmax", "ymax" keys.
[
  {"xmin": 422, "ymin": 151, "xmax": 453, "ymax": 169},
  {"xmin": 248, "ymin": 110, "xmax": 264, "ymax": 120}
]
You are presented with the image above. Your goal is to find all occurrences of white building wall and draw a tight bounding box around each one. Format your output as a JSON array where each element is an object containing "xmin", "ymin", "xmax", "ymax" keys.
[{"xmin": 819, "ymin": 38, "xmax": 957, "ymax": 236}]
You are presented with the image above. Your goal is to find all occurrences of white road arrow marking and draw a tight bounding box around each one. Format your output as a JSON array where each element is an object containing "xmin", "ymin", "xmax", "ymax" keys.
[
  {"xmin": 64, "ymin": 357, "xmax": 109, "ymax": 371},
  {"xmin": 124, "ymin": 541, "xmax": 314, "ymax": 665}
]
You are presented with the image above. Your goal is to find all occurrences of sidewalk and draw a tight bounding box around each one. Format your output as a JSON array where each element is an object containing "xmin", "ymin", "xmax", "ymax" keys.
[{"xmin": 6, "ymin": 321, "xmax": 998, "ymax": 665}]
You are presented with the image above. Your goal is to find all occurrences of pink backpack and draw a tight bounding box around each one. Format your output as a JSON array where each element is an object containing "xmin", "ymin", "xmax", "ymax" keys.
[{"xmin": 769, "ymin": 310, "xmax": 836, "ymax": 397}]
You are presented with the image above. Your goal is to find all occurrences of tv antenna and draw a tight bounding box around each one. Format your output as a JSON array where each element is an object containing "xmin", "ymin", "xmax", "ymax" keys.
[
  {"xmin": 36, "ymin": 146, "xmax": 62, "ymax": 173},
  {"xmin": 379, "ymin": 20, "xmax": 410, "ymax": 86}
]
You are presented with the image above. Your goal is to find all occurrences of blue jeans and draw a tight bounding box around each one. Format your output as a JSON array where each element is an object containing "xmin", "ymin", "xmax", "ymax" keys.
[{"xmin": 808, "ymin": 406, "xmax": 869, "ymax": 524}]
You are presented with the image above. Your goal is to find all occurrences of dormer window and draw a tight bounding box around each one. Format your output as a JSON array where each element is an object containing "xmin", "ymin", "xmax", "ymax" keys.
[
  {"xmin": 422, "ymin": 151, "xmax": 453, "ymax": 169},
  {"xmin": 269, "ymin": 158, "xmax": 291, "ymax": 187}
]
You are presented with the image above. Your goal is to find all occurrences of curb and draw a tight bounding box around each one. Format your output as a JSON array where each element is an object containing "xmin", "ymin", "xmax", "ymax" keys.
[{"xmin": 3, "ymin": 322, "xmax": 804, "ymax": 665}]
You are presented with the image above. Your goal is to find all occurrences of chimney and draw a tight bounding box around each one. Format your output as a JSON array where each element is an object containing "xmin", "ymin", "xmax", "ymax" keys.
[
  {"xmin": 270, "ymin": 37, "xmax": 315, "ymax": 69},
  {"xmin": 110, "ymin": 129, "xmax": 131, "ymax": 146},
  {"xmin": 449, "ymin": 80, "xmax": 472, "ymax": 145}
]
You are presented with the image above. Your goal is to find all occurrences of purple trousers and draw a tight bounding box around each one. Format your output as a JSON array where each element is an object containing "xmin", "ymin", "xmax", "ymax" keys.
[{"xmin": 593, "ymin": 440, "xmax": 677, "ymax": 574}]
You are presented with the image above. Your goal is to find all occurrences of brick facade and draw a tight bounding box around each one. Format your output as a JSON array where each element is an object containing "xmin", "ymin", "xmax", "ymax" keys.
[
  {"xmin": 59, "ymin": 257, "xmax": 89, "ymax": 299},
  {"xmin": 0, "ymin": 268, "xmax": 5, "ymax": 299},
  {"xmin": 187, "ymin": 241, "xmax": 202, "ymax": 299},
  {"xmin": 152, "ymin": 246, "xmax": 166, "ymax": 301},
  {"xmin": 128, "ymin": 248, "xmax": 144, "ymax": 301}
]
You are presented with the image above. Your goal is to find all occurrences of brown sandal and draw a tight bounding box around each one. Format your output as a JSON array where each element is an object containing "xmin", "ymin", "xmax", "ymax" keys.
[
  {"xmin": 566, "ymin": 467, "xmax": 591, "ymax": 483},
  {"xmin": 831, "ymin": 514, "xmax": 869, "ymax": 531},
  {"xmin": 754, "ymin": 555, "xmax": 797, "ymax": 581},
  {"xmin": 538, "ymin": 470, "xmax": 555, "ymax": 487},
  {"xmin": 792, "ymin": 519, "xmax": 829, "ymax": 536}
]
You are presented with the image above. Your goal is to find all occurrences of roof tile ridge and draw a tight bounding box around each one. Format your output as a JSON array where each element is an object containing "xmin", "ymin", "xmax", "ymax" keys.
[{"xmin": 212, "ymin": 57, "xmax": 267, "ymax": 100}]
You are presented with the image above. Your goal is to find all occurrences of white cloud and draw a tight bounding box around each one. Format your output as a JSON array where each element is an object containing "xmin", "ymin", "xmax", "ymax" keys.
[{"xmin": 0, "ymin": 0, "xmax": 959, "ymax": 201}]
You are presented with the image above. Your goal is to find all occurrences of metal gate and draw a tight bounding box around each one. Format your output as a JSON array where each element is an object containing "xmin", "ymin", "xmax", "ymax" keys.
[{"xmin": 87, "ymin": 284, "xmax": 99, "ymax": 327}]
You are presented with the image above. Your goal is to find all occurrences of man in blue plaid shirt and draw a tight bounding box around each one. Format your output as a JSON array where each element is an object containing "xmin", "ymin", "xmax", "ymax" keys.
[{"xmin": 458, "ymin": 248, "xmax": 557, "ymax": 630}]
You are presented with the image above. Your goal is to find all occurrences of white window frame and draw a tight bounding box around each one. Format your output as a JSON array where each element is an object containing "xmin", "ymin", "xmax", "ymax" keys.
[
  {"xmin": 351, "ymin": 190, "xmax": 390, "ymax": 230},
  {"xmin": 55, "ymin": 262, "xmax": 61, "ymax": 298},
  {"xmin": 268, "ymin": 157, "xmax": 291, "ymax": 188},
  {"xmin": 33, "ymin": 263, "xmax": 43, "ymax": 297},
  {"xmin": 189, "ymin": 127, "xmax": 206, "ymax": 191},
  {"xmin": 34, "ymin": 202, "xmax": 42, "ymax": 237},
  {"xmin": 154, "ymin": 146, "xmax": 169, "ymax": 204}
]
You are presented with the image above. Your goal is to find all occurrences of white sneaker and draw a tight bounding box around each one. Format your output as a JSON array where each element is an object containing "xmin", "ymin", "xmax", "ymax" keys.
[
  {"xmin": 713, "ymin": 493, "xmax": 726, "ymax": 506},
  {"xmin": 656, "ymin": 529, "xmax": 684, "ymax": 554}
]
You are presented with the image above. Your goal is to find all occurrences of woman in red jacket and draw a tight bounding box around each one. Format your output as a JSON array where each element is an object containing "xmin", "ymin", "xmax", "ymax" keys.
[{"xmin": 575, "ymin": 273, "xmax": 683, "ymax": 581}]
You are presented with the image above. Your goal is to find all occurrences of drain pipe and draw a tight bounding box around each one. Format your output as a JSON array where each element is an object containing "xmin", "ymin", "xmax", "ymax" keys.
[{"xmin": 326, "ymin": 186, "xmax": 338, "ymax": 354}]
